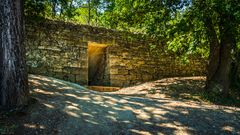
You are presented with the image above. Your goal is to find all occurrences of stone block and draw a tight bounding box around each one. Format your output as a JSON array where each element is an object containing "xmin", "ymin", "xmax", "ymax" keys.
[
  {"xmin": 129, "ymin": 75, "xmax": 137, "ymax": 80},
  {"xmin": 111, "ymin": 75, "xmax": 127, "ymax": 80},
  {"xmin": 76, "ymin": 75, "xmax": 88, "ymax": 85},
  {"xmin": 110, "ymin": 79, "xmax": 124, "ymax": 87},
  {"xmin": 110, "ymin": 69, "xmax": 118, "ymax": 74},
  {"xmin": 142, "ymin": 75, "xmax": 152, "ymax": 81},
  {"xmin": 117, "ymin": 69, "xmax": 129, "ymax": 75}
]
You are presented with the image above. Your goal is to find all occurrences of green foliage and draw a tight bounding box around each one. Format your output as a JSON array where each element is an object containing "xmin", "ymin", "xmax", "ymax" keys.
[
  {"xmin": 98, "ymin": 0, "xmax": 211, "ymax": 59},
  {"xmin": 24, "ymin": 0, "xmax": 240, "ymax": 64},
  {"xmin": 24, "ymin": 0, "xmax": 51, "ymax": 18},
  {"xmin": 24, "ymin": 0, "xmax": 240, "ymax": 67},
  {"xmin": 100, "ymin": 0, "xmax": 240, "ymax": 60},
  {"xmin": 24, "ymin": 0, "xmax": 240, "ymax": 101},
  {"xmin": 24, "ymin": 0, "xmax": 109, "ymax": 25}
]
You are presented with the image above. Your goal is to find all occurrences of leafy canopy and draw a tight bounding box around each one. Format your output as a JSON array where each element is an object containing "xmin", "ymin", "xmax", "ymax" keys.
[{"xmin": 24, "ymin": 0, "xmax": 240, "ymax": 59}]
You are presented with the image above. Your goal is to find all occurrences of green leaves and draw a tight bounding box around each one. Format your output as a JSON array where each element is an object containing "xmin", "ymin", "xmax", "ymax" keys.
[{"xmin": 25, "ymin": 0, "xmax": 239, "ymax": 61}]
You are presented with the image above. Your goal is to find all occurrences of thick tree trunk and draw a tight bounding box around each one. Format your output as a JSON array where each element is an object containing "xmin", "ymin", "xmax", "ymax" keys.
[
  {"xmin": 205, "ymin": 14, "xmax": 235, "ymax": 97},
  {"xmin": 230, "ymin": 57, "xmax": 240, "ymax": 88},
  {"xmin": 0, "ymin": 0, "xmax": 29, "ymax": 109},
  {"xmin": 231, "ymin": 48, "xmax": 240, "ymax": 87},
  {"xmin": 203, "ymin": 17, "xmax": 221, "ymax": 89},
  {"xmin": 209, "ymin": 35, "xmax": 233, "ymax": 96}
]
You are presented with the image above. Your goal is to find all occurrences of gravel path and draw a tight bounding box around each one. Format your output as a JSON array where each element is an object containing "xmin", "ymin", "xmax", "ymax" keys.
[{"xmin": 10, "ymin": 75, "xmax": 240, "ymax": 135}]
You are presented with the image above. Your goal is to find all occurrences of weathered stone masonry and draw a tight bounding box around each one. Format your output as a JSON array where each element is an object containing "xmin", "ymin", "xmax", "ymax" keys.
[{"xmin": 25, "ymin": 20, "xmax": 207, "ymax": 87}]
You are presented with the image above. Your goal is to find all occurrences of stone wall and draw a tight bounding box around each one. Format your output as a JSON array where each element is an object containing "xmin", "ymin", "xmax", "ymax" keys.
[
  {"xmin": 25, "ymin": 20, "xmax": 89, "ymax": 85},
  {"xmin": 25, "ymin": 19, "xmax": 206, "ymax": 87},
  {"xmin": 107, "ymin": 43, "xmax": 206, "ymax": 86}
]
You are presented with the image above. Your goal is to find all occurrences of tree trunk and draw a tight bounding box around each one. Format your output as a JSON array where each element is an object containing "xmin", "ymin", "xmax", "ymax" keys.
[
  {"xmin": 88, "ymin": 0, "xmax": 91, "ymax": 25},
  {"xmin": 205, "ymin": 14, "xmax": 235, "ymax": 97},
  {"xmin": 52, "ymin": 0, "xmax": 57, "ymax": 17},
  {"xmin": 211, "ymin": 34, "xmax": 233, "ymax": 96},
  {"xmin": 203, "ymin": 17, "xmax": 220, "ymax": 90},
  {"xmin": 0, "ymin": 0, "xmax": 29, "ymax": 109},
  {"xmin": 230, "ymin": 56, "xmax": 240, "ymax": 88}
]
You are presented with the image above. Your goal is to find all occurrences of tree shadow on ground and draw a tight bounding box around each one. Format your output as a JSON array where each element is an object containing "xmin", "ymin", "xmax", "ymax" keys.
[
  {"xmin": 1, "ymin": 75, "xmax": 240, "ymax": 135},
  {"xmin": 115, "ymin": 77, "xmax": 240, "ymax": 107},
  {"xmin": 160, "ymin": 79, "xmax": 240, "ymax": 107}
]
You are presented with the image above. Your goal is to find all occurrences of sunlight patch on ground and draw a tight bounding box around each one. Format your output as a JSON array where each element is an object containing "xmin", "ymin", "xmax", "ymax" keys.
[
  {"xmin": 82, "ymin": 113, "xmax": 94, "ymax": 118},
  {"xmin": 105, "ymin": 115, "xmax": 117, "ymax": 121},
  {"xmin": 58, "ymin": 86, "xmax": 75, "ymax": 90},
  {"xmin": 66, "ymin": 105, "xmax": 80, "ymax": 111},
  {"xmin": 130, "ymin": 129, "xmax": 152, "ymax": 135},
  {"xmin": 136, "ymin": 111, "xmax": 151, "ymax": 120},
  {"xmin": 65, "ymin": 101, "xmax": 79, "ymax": 107},
  {"xmin": 42, "ymin": 103, "xmax": 55, "ymax": 109},
  {"xmin": 222, "ymin": 125, "xmax": 234, "ymax": 132},
  {"xmin": 104, "ymin": 100, "xmax": 116, "ymax": 106},
  {"xmin": 84, "ymin": 119, "xmax": 99, "ymax": 125},
  {"xmin": 20, "ymin": 75, "xmax": 240, "ymax": 134},
  {"xmin": 33, "ymin": 88, "xmax": 55, "ymax": 95},
  {"xmin": 29, "ymin": 74, "xmax": 88, "ymax": 90},
  {"xmin": 24, "ymin": 124, "xmax": 45, "ymax": 129},
  {"xmin": 64, "ymin": 93, "xmax": 81, "ymax": 99},
  {"xmin": 29, "ymin": 79, "xmax": 42, "ymax": 86},
  {"xmin": 65, "ymin": 111, "xmax": 80, "ymax": 118},
  {"xmin": 158, "ymin": 123, "xmax": 193, "ymax": 135}
]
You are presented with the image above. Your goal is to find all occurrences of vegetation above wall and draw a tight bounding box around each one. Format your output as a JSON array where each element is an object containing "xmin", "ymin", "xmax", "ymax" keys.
[
  {"xmin": 24, "ymin": 0, "xmax": 240, "ymax": 97},
  {"xmin": 1, "ymin": 0, "xmax": 240, "ymax": 134},
  {"xmin": 25, "ymin": 19, "xmax": 206, "ymax": 87}
]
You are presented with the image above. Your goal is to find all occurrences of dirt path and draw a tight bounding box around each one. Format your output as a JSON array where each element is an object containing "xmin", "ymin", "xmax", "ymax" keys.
[{"xmin": 3, "ymin": 75, "xmax": 240, "ymax": 135}]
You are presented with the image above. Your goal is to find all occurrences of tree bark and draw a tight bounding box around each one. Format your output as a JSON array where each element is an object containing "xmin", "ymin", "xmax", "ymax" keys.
[
  {"xmin": 0, "ymin": 0, "xmax": 29, "ymax": 109},
  {"xmin": 230, "ymin": 59, "xmax": 240, "ymax": 88},
  {"xmin": 203, "ymin": 16, "xmax": 220, "ymax": 89},
  {"xmin": 88, "ymin": 0, "xmax": 91, "ymax": 25},
  {"xmin": 230, "ymin": 50, "xmax": 240, "ymax": 88},
  {"xmin": 205, "ymin": 13, "xmax": 235, "ymax": 97}
]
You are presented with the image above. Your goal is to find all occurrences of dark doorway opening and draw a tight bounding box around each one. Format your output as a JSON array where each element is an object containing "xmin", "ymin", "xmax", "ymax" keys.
[{"xmin": 88, "ymin": 42, "xmax": 110, "ymax": 86}]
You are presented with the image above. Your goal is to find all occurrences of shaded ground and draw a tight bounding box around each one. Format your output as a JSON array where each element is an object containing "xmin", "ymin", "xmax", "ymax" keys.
[
  {"xmin": 1, "ymin": 75, "xmax": 240, "ymax": 135},
  {"xmin": 111, "ymin": 77, "xmax": 240, "ymax": 106}
]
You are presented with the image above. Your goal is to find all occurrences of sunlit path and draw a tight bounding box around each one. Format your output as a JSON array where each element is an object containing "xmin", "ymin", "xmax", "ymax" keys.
[{"xmin": 6, "ymin": 75, "xmax": 239, "ymax": 135}]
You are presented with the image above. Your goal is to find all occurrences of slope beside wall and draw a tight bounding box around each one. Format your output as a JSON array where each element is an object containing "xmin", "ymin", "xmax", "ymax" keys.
[{"xmin": 25, "ymin": 19, "xmax": 207, "ymax": 87}]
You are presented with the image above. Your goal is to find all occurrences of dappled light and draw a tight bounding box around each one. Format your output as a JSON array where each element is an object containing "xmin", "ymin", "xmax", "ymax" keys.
[
  {"xmin": 112, "ymin": 77, "xmax": 206, "ymax": 101},
  {"xmin": 1, "ymin": 75, "xmax": 238, "ymax": 134},
  {"xmin": 1, "ymin": 0, "xmax": 240, "ymax": 134},
  {"xmin": 23, "ymin": 124, "xmax": 45, "ymax": 130}
]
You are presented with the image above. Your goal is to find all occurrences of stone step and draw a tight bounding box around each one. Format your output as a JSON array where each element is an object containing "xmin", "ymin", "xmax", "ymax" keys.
[{"xmin": 88, "ymin": 86, "xmax": 120, "ymax": 92}]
